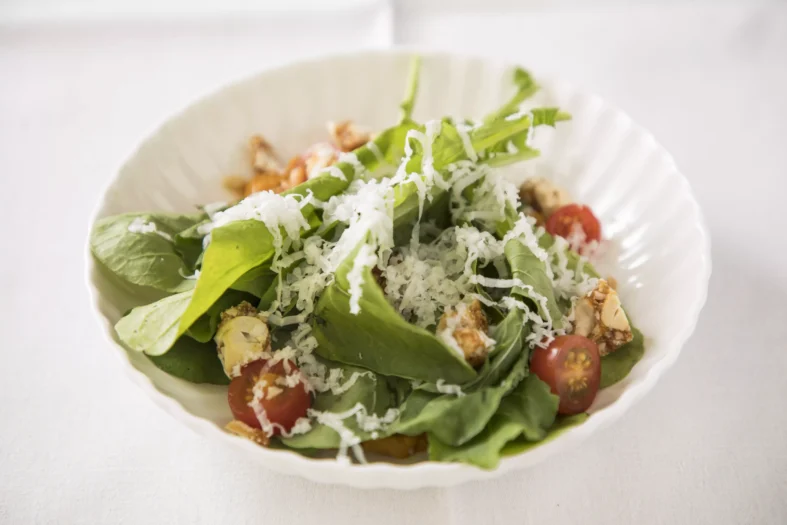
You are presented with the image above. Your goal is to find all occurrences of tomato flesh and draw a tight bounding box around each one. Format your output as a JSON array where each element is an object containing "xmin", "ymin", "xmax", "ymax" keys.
[
  {"xmin": 545, "ymin": 204, "xmax": 602, "ymax": 247},
  {"xmin": 530, "ymin": 335, "xmax": 601, "ymax": 415},
  {"xmin": 227, "ymin": 359, "xmax": 311, "ymax": 434}
]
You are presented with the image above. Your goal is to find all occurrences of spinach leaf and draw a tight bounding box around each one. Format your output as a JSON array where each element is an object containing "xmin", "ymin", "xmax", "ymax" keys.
[
  {"xmin": 186, "ymin": 290, "xmax": 254, "ymax": 343},
  {"xmin": 393, "ymin": 336, "xmax": 529, "ymax": 447},
  {"xmin": 173, "ymin": 220, "xmax": 209, "ymax": 270},
  {"xmin": 427, "ymin": 374, "xmax": 558, "ymax": 469},
  {"xmin": 115, "ymin": 291, "xmax": 192, "ymax": 356},
  {"xmin": 281, "ymin": 364, "xmax": 391, "ymax": 449},
  {"xmin": 91, "ymin": 213, "xmax": 204, "ymax": 293},
  {"xmin": 313, "ymin": 242, "xmax": 476, "ymax": 384},
  {"xmin": 230, "ymin": 265, "xmax": 276, "ymax": 298},
  {"xmin": 600, "ymin": 327, "xmax": 645, "ymax": 388},
  {"xmin": 147, "ymin": 336, "xmax": 228, "ymax": 385},
  {"xmin": 501, "ymin": 413, "xmax": 589, "ymax": 457},
  {"xmin": 504, "ymin": 238, "xmax": 564, "ymax": 329}
]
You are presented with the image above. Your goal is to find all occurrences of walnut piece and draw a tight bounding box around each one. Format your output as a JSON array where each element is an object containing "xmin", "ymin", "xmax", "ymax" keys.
[
  {"xmin": 249, "ymin": 135, "xmax": 282, "ymax": 173},
  {"xmin": 328, "ymin": 120, "xmax": 371, "ymax": 152},
  {"xmin": 519, "ymin": 177, "xmax": 572, "ymax": 217},
  {"xmin": 438, "ymin": 300, "xmax": 493, "ymax": 368},
  {"xmin": 215, "ymin": 301, "xmax": 272, "ymax": 378},
  {"xmin": 226, "ymin": 420, "xmax": 270, "ymax": 447},
  {"xmin": 572, "ymin": 280, "xmax": 633, "ymax": 356}
]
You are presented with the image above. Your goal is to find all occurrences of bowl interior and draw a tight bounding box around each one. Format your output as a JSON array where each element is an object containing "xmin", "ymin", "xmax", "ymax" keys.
[{"xmin": 87, "ymin": 51, "xmax": 710, "ymax": 488}]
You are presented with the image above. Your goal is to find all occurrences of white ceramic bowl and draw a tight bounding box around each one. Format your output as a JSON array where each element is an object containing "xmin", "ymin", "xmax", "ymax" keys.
[{"xmin": 85, "ymin": 50, "xmax": 711, "ymax": 489}]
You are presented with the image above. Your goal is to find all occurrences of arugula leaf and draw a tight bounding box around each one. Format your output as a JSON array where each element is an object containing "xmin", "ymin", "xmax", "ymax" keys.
[
  {"xmin": 600, "ymin": 327, "xmax": 645, "ymax": 388},
  {"xmin": 392, "ymin": 324, "xmax": 529, "ymax": 447},
  {"xmin": 282, "ymin": 363, "xmax": 391, "ymax": 449},
  {"xmin": 147, "ymin": 336, "xmax": 229, "ymax": 385},
  {"xmin": 504, "ymin": 238, "xmax": 564, "ymax": 329},
  {"xmin": 427, "ymin": 374, "xmax": 558, "ymax": 469},
  {"xmin": 482, "ymin": 67, "xmax": 539, "ymax": 124},
  {"xmin": 468, "ymin": 309, "xmax": 528, "ymax": 389},
  {"xmin": 313, "ymin": 242, "xmax": 476, "ymax": 384},
  {"xmin": 91, "ymin": 213, "xmax": 204, "ymax": 293},
  {"xmin": 483, "ymin": 110, "xmax": 572, "ymax": 168},
  {"xmin": 399, "ymin": 55, "xmax": 421, "ymax": 124},
  {"xmin": 394, "ymin": 114, "xmax": 544, "ymax": 232}
]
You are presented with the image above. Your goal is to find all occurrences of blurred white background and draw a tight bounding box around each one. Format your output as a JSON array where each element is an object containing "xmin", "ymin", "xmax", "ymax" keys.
[{"xmin": 1, "ymin": 1, "xmax": 786, "ymax": 524}]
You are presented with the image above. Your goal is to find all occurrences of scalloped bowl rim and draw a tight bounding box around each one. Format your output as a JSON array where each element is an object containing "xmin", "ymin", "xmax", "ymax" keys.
[{"xmin": 84, "ymin": 48, "xmax": 711, "ymax": 489}]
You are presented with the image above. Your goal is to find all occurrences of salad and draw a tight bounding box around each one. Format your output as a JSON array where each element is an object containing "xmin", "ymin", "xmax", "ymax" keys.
[{"xmin": 91, "ymin": 57, "xmax": 644, "ymax": 469}]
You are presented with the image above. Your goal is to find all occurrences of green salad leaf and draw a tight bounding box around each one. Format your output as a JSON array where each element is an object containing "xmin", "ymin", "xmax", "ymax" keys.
[
  {"xmin": 186, "ymin": 290, "xmax": 253, "ymax": 343},
  {"xmin": 483, "ymin": 67, "xmax": 539, "ymax": 124},
  {"xmin": 501, "ymin": 413, "xmax": 589, "ymax": 457},
  {"xmin": 115, "ymin": 290, "xmax": 192, "ymax": 356},
  {"xmin": 392, "ymin": 315, "xmax": 529, "ymax": 446},
  {"xmin": 468, "ymin": 309, "xmax": 528, "ymax": 389},
  {"xmin": 229, "ymin": 265, "xmax": 276, "ymax": 298},
  {"xmin": 428, "ymin": 374, "xmax": 558, "ymax": 469},
  {"xmin": 91, "ymin": 212, "xmax": 204, "ymax": 293},
  {"xmin": 313, "ymin": 242, "xmax": 476, "ymax": 384},
  {"xmin": 600, "ymin": 326, "xmax": 645, "ymax": 388},
  {"xmin": 147, "ymin": 336, "xmax": 229, "ymax": 385},
  {"xmin": 399, "ymin": 55, "xmax": 421, "ymax": 124},
  {"xmin": 505, "ymin": 238, "xmax": 564, "ymax": 329}
]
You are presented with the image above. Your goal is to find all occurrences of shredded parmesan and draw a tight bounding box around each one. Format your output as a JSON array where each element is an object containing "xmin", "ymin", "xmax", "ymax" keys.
[
  {"xmin": 128, "ymin": 217, "xmax": 173, "ymax": 242},
  {"xmin": 347, "ymin": 243, "xmax": 378, "ymax": 315}
]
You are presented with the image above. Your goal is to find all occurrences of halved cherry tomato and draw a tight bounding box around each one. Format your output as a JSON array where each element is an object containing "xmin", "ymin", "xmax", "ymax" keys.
[
  {"xmin": 545, "ymin": 204, "xmax": 602, "ymax": 246},
  {"xmin": 227, "ymin": 359, "xmax": 311, "ymax": 433},
  {"xmin": 530, "ymin": 335, "xmax": 601, "ymax": 415}
]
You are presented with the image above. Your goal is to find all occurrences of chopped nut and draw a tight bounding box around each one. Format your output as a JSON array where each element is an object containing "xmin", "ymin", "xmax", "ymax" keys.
[
  {"xmin": 525, "ymin": 209, "xmax": 546, "ymax": 227},
  {"xmin": 328, "ymin": 120, "xmax": 371, "ymax": 152},
  {"xmin": 519, "ymin": 177, "xmax": 572, "ymax": 217},
  {"xmin": 245, "ymin": 172, "xmax": 287, "ymax": 196},
  {"xmin": 226, "ymin": 420, "xmax": 270, "ymax": 447},
  {"xmin": 303, "ymin": 142, "xmax": 339, "ymax": 179},
  {"xmin": 572, "ymin": 280, "xmax": 633, "ymax": 355},
  {"xmin": 249, "ymin": 135, "xmax": 282, "ymax": 173},
  {"xmin": 215, "ymin": 301, "xmax": 272, "ymax": 378},
  {"xmin": 438, "ymin": 300, "xmax": 492, "ymax": 368},
  {"xmin": 222, "ymin": 175, "xmax": 249, "ymax": 199}
]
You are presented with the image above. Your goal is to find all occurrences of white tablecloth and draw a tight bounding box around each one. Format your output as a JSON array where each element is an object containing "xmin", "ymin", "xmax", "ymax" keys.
[{"xmin": 2, "ymin": 2, "xmax": 786, "ymax": 524}]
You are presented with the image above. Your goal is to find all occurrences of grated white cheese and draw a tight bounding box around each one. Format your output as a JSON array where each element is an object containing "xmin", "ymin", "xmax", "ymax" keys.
[
  {"xmin": 456, "ymin": 122, "xmax": 478, "ymax": 161},
  {"xmin": 128, "ymin": 217, "xmax": 173, "ymax": 242},
  {"xmin": 435, "ymin": 379, "xmax": 466, "ymax": 397},
  {"xmin": 347, "ymin": 243, "xmax": 378, "ymax": 315},
  {"xmin": 198, "ymin": 191, "xmax": 310, "ymax": 253}
]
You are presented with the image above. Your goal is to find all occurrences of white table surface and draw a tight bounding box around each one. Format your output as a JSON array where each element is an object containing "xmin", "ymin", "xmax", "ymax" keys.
[{"xmin": 2, "ymin": 2, "xmax": 786, "ymax": 524}]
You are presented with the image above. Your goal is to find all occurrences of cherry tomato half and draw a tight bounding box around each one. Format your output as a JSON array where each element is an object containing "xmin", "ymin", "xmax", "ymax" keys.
[
  {"xmin": 545, "ymin": 204, "xmax": 602, "ymax": 246},
  {"xmin": 530, "ymin": 335, "xmax": 601, "ymax": 415},
  {"xmin": 227, "ymin": 359, "xmax": 311, "ymax": 433}
]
